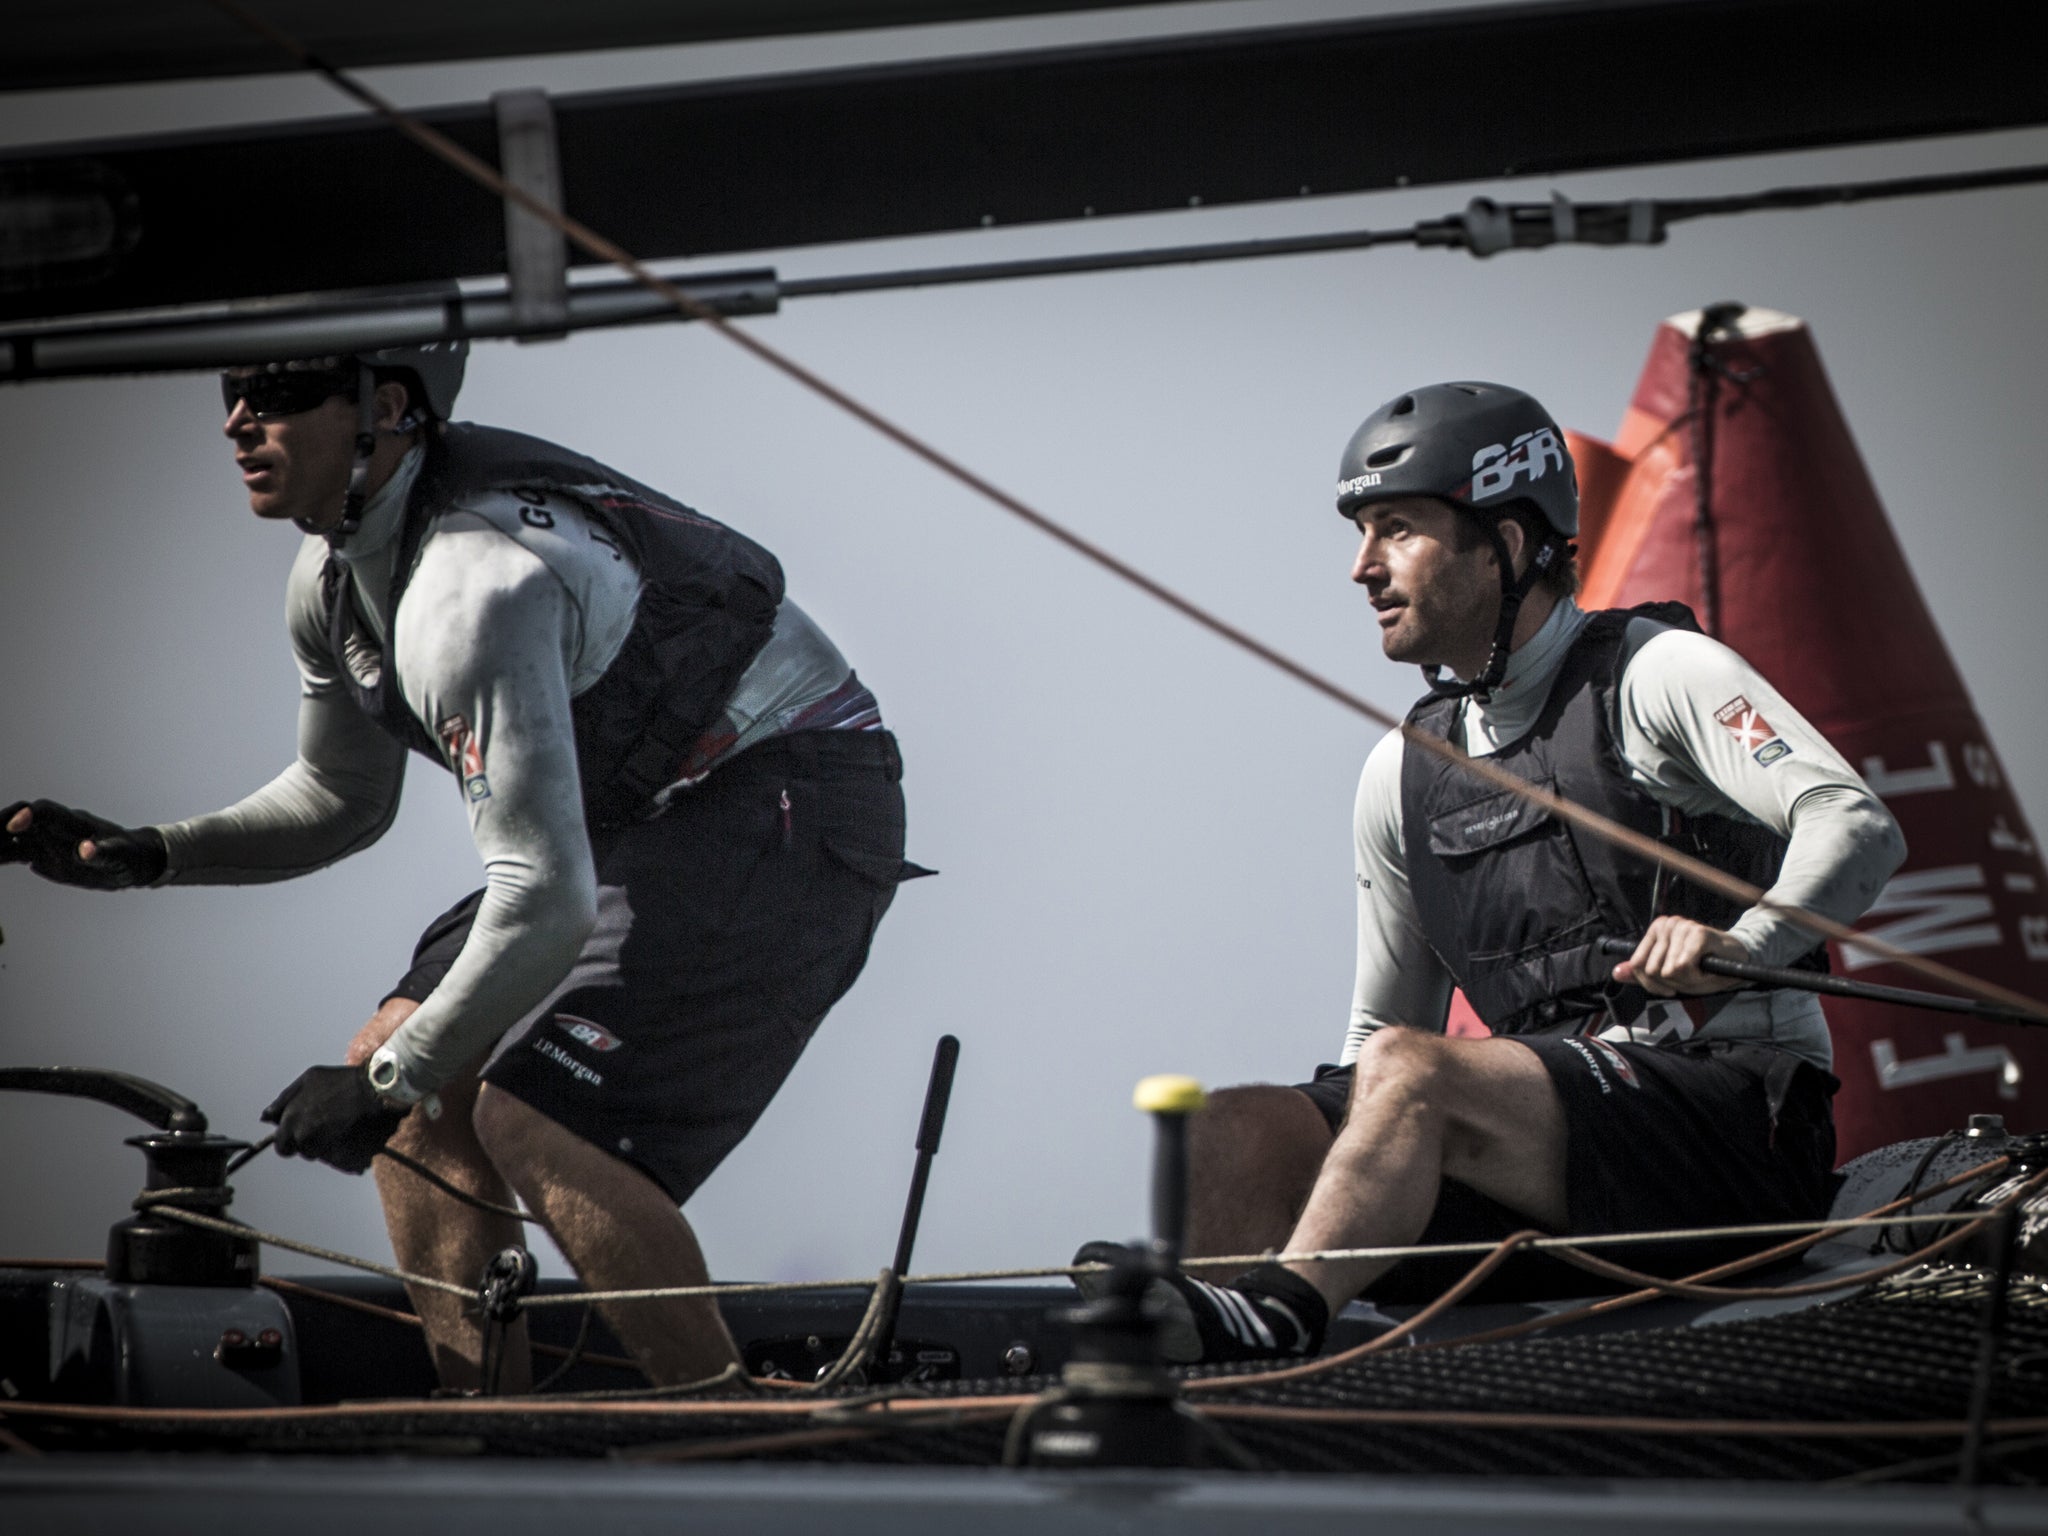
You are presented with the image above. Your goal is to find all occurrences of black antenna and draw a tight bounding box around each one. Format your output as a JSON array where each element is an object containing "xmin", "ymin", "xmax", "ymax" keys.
[{"xmin": 870, "ymin": 1034, "xmax": 960, "ymax": 1382}]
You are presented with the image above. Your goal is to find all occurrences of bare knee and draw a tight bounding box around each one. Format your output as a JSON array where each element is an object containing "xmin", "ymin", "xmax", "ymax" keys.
[
  {"xmin": 1349, "ymin": 1028, "xmax": 1456, "ymax": 1117},
  {"xmin": 1348, "ymin": 1033, "xmax": 1564, "ymax": 1206}
]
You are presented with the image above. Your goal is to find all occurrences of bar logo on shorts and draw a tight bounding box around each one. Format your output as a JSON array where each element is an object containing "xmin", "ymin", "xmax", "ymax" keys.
[
  {"xmin": 1584, "ymin": 1037, "xmax": 1641, "ymax": 1089},
  {"xmin": 1713, "ymin": 695, "xmax": 1794, "ymax": 767},
  {"xmin": 436, "ymin": 713, "xmax": 492, "ymax": 802},
  {"xmin": 554, "ymin": 1014, "xmax": 623, "ymax": 1052}
]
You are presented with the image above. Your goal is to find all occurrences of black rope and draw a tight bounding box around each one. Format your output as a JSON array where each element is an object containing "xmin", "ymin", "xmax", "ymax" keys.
[
  {"xmin": 224, "ymin": 1134, "xmax": 273, "ymax": 1175},
  {"xmin": 1655, "ymin": 163, "xmax": 2048, "ymax": 227},
  {"xmin": 1874, "ymin": 1132, "xmax": 1962, "ymax": 1255},
  {"xmin": 375, "ymin": 1145, "xmax": 545, "ymax": 1229},
  {"xmin": 223, "ymin": 1130, "xmax": 543, "ymax": 1227},
  {"xmin": 532, "ymin": 1305, "xmax": 597, "ymax": 1394},
  {"xmin": 1683, "ymin": 302, "xmax": 1764, "ymax": 638}
]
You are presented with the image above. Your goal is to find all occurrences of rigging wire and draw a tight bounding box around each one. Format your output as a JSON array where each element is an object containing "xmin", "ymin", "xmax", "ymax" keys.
[
  {"xmin": 12, "ymin": 164, "xmax": 2048, "ymax": 369},
  {"xmin": 198, "ymin": 0, "xmax": 2048, "ymax": 1022},
  {"xmin": 776, "ymin": 162, "xmax": 2048, "ymax": 298}
]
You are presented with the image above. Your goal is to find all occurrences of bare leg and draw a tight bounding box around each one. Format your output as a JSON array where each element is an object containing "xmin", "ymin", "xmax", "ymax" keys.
[
  {"xmin": 1286, "ymin": 1029, "xmax": 1567, "ymax": 1314},
  {"xmin": 473, "ymin": 1086, "xmax": 743, "ymax": 1386},
  {"xmin": 1184, "ymin": 1085, "xmax": 1334, "ymax": 1260},
  {"xmin": 347, "ymin": 1000, "xmax": 531, "ymax": 1393}
]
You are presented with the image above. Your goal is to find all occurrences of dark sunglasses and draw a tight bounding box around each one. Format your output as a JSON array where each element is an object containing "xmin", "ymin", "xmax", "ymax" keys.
[{"xmin": 220, "ymin": 366, "xmax": 358, "ymax": 421}]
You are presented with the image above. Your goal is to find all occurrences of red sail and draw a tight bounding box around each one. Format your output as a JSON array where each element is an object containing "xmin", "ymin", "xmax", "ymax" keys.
[{"xmin": 1568, "ymin": 306, "xmax": 2048, "ymax": 1156}]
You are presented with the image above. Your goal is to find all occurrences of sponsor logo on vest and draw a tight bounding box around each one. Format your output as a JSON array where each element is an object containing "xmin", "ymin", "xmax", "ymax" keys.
[
  {"xmin": 1467, "ymin": 429, "xmax": 1567, "ymax": 503},
  {"xmin": 555, "ymin": 1014, "xmax": 623, "ymax": 1052},
  {"xmin": 533, "ymin": 1037, "xmax": 602, "ymax": 1086},
  {"xmin": 436, "ymin": 713, "xmax": 492, "ymax": 802},
  {"xmin": 1462, "ymin": 807, "xmax": 1521, "ymax": 838},
  {"xmin": 1337, "ymin": 470, "xmax": 1383, "ymax": 500}
]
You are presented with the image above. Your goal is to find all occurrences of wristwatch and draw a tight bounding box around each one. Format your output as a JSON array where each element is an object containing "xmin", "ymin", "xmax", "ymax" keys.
[{"xmin": 366, "ymin": 1044, "xmax": 429, "ymax": 1108}]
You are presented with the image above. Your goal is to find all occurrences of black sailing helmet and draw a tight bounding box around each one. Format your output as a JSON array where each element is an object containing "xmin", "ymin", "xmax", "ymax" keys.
[
  {"xmin": 1334, "ymin": 382, "xmax": 1579, "ymax": 699},
  {"xmin": 1334, "ymin": 381, "xmax": 1578, "ymax": 534}
]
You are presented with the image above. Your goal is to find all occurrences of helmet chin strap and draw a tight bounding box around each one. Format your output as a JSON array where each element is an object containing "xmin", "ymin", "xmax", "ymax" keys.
[
  {"xmin": 313, "ymin": 361, "xmax": 379, "ymax": 549},
  {"xmin": 1422, "ymin": 524, "xmax": 1571, "ymax": 704}
]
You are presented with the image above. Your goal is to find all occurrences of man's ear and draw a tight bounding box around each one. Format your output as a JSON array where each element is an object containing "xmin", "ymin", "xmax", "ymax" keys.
[
  {"xmin": 1494, "ymin": 514, "xmax": 1528, "ymax": 576},
  {"xmin": 373, "ymin": 379, "xmax": 413, "ymax": 434}
]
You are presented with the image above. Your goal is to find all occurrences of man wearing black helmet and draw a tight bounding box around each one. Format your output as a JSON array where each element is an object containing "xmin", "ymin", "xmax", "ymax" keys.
[
  {"xmin": 1081, "ymin": 382, "xmax": 1903, "ymax": 1365},
  {"xmin": 4, "ymin": 336, "xmax": 921, "ymax": 1388}
]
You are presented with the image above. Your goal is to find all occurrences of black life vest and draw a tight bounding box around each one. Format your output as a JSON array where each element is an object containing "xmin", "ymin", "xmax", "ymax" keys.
[
  {"xmin": 1399, "ymin": 601, "xmax": 1825, "ymax": 1036},
  {"xmin": 322, "ymin": 424, "xmax": 784, "ymax": 828}
]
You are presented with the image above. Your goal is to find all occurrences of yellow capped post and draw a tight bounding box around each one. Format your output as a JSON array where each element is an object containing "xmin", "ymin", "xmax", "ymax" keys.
[
  {"xmin": 1135, "ymin": 1073, "xmax": 1206, "ymax": 1265},
  {"xmin": 1133, "ymin": 1074, "xmax": 1208, "ymax": 1116}
]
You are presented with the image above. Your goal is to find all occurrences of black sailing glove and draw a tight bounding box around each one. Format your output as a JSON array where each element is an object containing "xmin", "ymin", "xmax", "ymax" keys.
[
  {"xmin": 1, "ymin": 799, "xmax": 167, "ymax": 890},
  {"xmin": 261, "ymin": 1065, "xmax": 409, "ymax": 1175}
]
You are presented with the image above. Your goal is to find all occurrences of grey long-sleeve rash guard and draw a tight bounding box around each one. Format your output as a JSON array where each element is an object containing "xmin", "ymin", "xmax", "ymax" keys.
[
  {"xmin": 1345, "ymin": 598, "xmax": 1906, "ymax": 1072},
  {"xmin": 156, "ymin": 443, "xmax": 856, "ymax": 1096}
]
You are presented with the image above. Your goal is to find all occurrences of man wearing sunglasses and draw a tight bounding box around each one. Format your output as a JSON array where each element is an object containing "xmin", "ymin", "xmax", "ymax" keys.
[{"xmin": 4, "ymin": 335, "xmax": 924, "ymax": 1391}]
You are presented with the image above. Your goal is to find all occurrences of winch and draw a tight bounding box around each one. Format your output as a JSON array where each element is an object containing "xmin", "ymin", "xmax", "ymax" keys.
[{"xmin": 0, "ymin": 1066, "xmax": 300, "ymax": 1408}]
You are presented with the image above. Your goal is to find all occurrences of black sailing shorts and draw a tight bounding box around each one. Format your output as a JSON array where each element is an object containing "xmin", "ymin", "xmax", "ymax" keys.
[
  {"xmin": 387, "ymin": 729, "xmax": 918, "ymax": 1204},
  {"xmin": 1294, "ymin": 1031, "xmax": 1840, "ymax": 1301}
]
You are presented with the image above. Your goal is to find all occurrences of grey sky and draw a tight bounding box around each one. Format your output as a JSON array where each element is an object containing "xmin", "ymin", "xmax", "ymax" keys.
[{"xmin": 3, "ymin": 1, "xmax": 2044, "ymax": 1289}]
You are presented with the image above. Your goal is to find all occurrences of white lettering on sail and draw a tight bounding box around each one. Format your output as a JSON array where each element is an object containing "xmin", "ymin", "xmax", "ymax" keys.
[
  {"xmin": 1842, "ymin": 864, "xmax": 2000, "ymax": 971},
  {"xmin": 1860, "ymin": 741, "xmax": 1953, "ymax": 799},
  {"xmin": 2023, "ymin": 916, "xmax": 2048, "ymax": 962},
  {"xmin": 1870, "ymin": 1033, "xmax": 2020, "ymax": 1100},
  {"xmin": 1990, "ymin": 817, "xmax": 2037, "ymax": 857},
  {"xmin": 1963, "ymin": 742, "xmax": 2002, "ymax": 789}
]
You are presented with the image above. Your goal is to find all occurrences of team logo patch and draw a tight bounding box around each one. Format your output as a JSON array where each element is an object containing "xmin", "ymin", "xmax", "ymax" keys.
[
  {"xmin": 436, "ymin": 713, "xmax": 492, "ymax": 802},
  {"xmin": 554, "ymin": 1013, "xmax": 623, "ymax": 1053},
  {"xmin": 1714, "ymin": 695, "xmax": 1795, "ymax": 766},
  {"xmin": 1463, "ymin": 428, "xmax": 1568, "ymax": 503}
]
